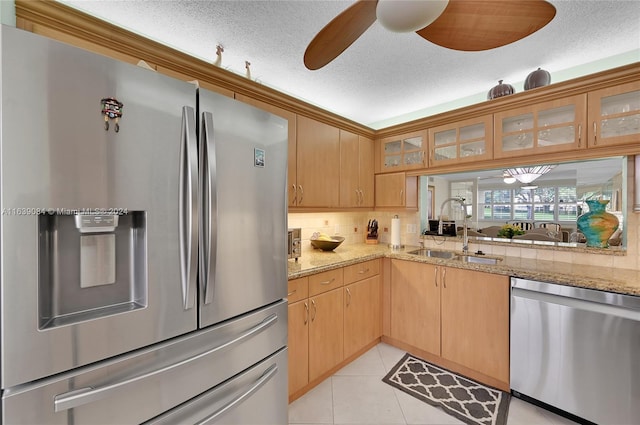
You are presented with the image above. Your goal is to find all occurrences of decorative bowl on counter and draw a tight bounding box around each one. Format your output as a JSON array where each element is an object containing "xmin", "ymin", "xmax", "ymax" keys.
[{"xmin": 310, "ymin": 236, "xmax": 345, "ymax": 251}]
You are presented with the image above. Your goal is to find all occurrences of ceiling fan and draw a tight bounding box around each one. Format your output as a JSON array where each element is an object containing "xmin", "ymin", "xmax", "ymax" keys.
[{"xmin": 304, "ymin": 0, "xmax": 556, "ymax": 70}]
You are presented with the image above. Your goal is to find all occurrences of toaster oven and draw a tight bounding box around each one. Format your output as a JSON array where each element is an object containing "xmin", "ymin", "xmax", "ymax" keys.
[{"xmin": 288, "ymin": 228, "xmax": 301, "ymax": 261}]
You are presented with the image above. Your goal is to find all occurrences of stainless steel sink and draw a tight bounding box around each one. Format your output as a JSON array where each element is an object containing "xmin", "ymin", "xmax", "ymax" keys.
[
  {"xmin": 406, "ymin": 249, "xmax": 457, "ymax": 259},
  {"xmin": 453, "ymin": 255, "xmax": 502, "ymax": 265}
]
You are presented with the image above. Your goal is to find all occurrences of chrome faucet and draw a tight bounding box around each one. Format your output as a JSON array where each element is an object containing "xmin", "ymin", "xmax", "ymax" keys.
[{"xmin": 439, "ymin": 197, "xmax": 469, "ymax": 254}]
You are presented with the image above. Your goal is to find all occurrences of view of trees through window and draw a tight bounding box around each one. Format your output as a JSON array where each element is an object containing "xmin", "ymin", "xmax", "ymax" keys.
[{"xmin": 481, "ymin": 186, "xmax": 578, "ymax": 222}]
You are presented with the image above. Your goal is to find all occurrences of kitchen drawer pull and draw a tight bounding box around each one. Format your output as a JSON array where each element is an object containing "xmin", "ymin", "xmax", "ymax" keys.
[
  {"xmin": 53, "ymin": 314, "xmax": 279, "ymax": 412},
  {"xmin": 311, "ymin": 300, "xmax": 317, "ymax": 321},
  {"xmin": 593, "ymin": 122, "xmax": 597, "ymax": 145},
  {"xmin": 346, "ymin": 288, "xmax": 352, "ymax": 306},
  {"xmin": 298, "ymin": 185, "xmax": 304, "ymax": 203},
  {"xmin": 434, "ymin": 267, "xmax": 438, "ymax": 287},
  {"xmin": 194, "ymin": 364, "xmax": 278, "ymax": 425},
  {"xmin": 320, "ymin": 278, "xmax": 335, "ymax": 285},
  {"xmin": 442, "ymin": 268, "xmax": 447, "ymax": 288},
  {"xmin": 304, "ymin": 302, "xmax": 309, "ymax": 325},
  {"xmin": 287, "ymin": 290, "xmax": 296, "ymax": 297},
  {"xmin": 358, "ymin": 268, "xmax": 370, "ymax": 274},
  {"xmin": 292, "ymin": 184, "xmax": 297, "ymax": 204},
  {"xmin": 400, "ymin": 189, "xmax": 404, "ymax": 203}
]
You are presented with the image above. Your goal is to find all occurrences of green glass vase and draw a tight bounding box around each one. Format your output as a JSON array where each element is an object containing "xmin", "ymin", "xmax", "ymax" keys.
[{"xmin": 577, "ymin": 199, "xmax": 619, "ymax": 248}]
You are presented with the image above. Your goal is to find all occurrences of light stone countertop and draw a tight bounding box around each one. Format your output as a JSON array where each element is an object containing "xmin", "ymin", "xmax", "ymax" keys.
[{"xmin": 287, "ymin": 243, "xmax": 640, "ymax": 297}]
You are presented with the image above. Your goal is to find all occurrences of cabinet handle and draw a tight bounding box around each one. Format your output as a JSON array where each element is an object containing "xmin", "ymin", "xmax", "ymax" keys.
[
  {"xmin": 292, "ymin": 184, "xmax": 297, "ymax": 204},
  {"xmin": 298, "ymin": 185, "xmax": 304, "ymax": 203},
  {"xmin": 442, "ymin": 268, "xmax": 447, "ymax": 288},
  {"xmin": 434, "ymin": 267, "xmax": 438, "ymax": 287},
  {"xmin": 358, "ymin": 268, "xmax": 370, "ymax": 274},
  {"xmin": 346, "ymin": 288, "xmax": 351, "ymax": 307},
  {"xmin": 304, "ymin": 301, "xmax": 309, "ymax": 325},
  {"xmin": 359, "ymin": 189, "xmax": 364, "ymax": 205},
  {"xmin": 431, "ymin": 148, "xmax": 435, "ymax": 165},
  {"xmin": 578, "ymin": 124, "xmax": 582, "ymax": 147},
  {"xmin": 287, "ymin": 290, "xmax": 296, "ymax": 297},
  {"xmin": 593, "ymin": 122, "xmax": 597, "ymax": 145},
  {"xmin": 311, "ymin": 299, "xmax": 317, "ymax": 322},
  {"xmin": 421, "ymin": 150, "xmax": 426, "ymax": 165},
  {"xmin": 355, "ymin": 189, "xmax": 360, "ymax": 205},
  {"xmin": 320, "ymin": 278, "xmax": 335, "ymax": 285},
  {"xmin": 400, "ymin": 189, "xmax": 404, "ymax": 204}
]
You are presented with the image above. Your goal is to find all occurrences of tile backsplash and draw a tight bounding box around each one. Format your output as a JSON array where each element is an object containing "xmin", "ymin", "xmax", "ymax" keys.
[{"xmin": 288, "ymin": 211, "xmax": 421, "ymax": 251}]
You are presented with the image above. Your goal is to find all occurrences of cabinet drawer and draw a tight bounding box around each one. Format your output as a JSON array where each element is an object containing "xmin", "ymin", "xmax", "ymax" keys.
[
  {"xmin": 288, "ymin": 277, "xmax": 309, "ymax": 304},
  {"xmin": 308, "ymin": 268, "xmax": 344, "ymax": 297},
  {"xmin": 343, "ymin": 259, "xmax": 380, "ymax": 285}
]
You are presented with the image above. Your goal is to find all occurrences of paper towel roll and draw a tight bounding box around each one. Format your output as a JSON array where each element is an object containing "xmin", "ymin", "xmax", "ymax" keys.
[{"xmin": 391, "ymin": 216, "xmax": 401, "ymax": 247}]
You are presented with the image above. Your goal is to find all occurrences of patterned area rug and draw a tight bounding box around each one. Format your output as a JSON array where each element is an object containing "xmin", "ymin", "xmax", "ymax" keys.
[{"xmin": 382, "ymin": 353, "xmax": 510, "ymax": 425}]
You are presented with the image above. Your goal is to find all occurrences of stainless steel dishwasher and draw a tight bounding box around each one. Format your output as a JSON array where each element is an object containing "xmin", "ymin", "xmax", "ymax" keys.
[{"xmin": 510, "ymin": 278, "xmax": 640, "ymax": 425}]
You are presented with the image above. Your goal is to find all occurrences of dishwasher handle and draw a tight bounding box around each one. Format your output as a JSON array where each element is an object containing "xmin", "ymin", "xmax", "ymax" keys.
[{"xmin": 512, "ymin": 287, "xmax": 640, "ymax": 322}]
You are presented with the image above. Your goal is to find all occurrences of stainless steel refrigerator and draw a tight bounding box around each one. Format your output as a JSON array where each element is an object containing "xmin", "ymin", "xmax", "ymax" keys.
[{"xmin": 0, "ymin": 25, "xmax": 288, "ymax": 424}]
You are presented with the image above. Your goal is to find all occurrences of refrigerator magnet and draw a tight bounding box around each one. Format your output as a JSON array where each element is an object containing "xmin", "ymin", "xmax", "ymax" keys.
[{"xmin": 254, "ymin": 148, "xmax": 265, "ymax": 168}]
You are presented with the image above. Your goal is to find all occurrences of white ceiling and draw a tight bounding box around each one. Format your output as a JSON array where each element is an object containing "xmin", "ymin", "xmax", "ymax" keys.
[{"xmin": 59, "ymin": 0, "xmax": 640, "ymax": 130}]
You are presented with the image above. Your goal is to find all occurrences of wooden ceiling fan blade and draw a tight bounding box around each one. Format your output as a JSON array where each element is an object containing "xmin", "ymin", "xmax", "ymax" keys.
[
  {"xmin": 304, "ymin": 0, "xmax": 378, "ymax": 70},
  {"xmin": 416, "ymin": 0, "xmax": 556, "ymax": 51}
]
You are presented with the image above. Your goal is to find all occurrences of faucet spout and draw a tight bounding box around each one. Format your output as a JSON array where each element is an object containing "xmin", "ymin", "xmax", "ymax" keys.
[{"xmin": 438, "ymin": 197, "xmax": 469, "ymax": 253}]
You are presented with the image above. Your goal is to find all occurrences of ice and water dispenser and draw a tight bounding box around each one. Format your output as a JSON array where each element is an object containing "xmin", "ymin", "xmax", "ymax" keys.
[{"xmin": 38, "ymin": 211, "xmax": 147, "ymax": 329}]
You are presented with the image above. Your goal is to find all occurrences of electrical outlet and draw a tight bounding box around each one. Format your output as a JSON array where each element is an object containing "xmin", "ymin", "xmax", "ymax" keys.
[
  {"xmin": 334, "ymin": 225, "xmax": 340, "ymax": 235},
  {"xmin": 407, "ymin": 224, "xmax": 417, "ymax": 234},
  {"xmin": 324, "ymin": 220, "xmax": 329, "ymax": 226}
]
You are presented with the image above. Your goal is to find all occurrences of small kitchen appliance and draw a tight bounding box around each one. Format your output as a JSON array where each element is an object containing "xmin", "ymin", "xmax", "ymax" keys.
[{"xmin": 288, "ymin": 228, "xmax": 301, "ymax": 260}]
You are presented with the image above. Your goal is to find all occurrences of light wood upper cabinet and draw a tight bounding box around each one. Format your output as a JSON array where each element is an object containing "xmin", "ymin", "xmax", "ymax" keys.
[
  {"xmin": 428, "ymin": 115, "xmax": 493, "ymax": 167},
  {"xmin": 339, "ymin": 131, "xmax": 375, "ymax": 208},
  {"xmin": 235, "ymin": 94, "xmax": 297, "ymax": 207},
  {"xmin": 494, "ymin": 94, "xmax": 587, "ymax": 158},
  {"xmin": 390, "ymin": 260, "xmax": 440, "ymax": 355},
  {"xmin": 375, "ymin": 172, "xmax": 418, "ymax": 209},
  {"xmin": 296, "ymin": 116, "xmax": 340, "ymax": 208},
  {"xmin": 440, "ymin": 267, "xmax": 510, "ymax": 385},
  {"xmin": 379, "ymin": 130, "xmax": 427, "ymax": 172},
  {"xmin": 308, "ymin": 288, "xmax": 344, "ymax": 382},
  {"xmin": 587, "ymin": 81, "xmax": 640, "ymax": 148}
]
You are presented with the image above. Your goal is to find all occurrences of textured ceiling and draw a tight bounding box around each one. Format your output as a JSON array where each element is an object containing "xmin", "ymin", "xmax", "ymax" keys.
[{"xmin": 59, "ymin": 0, "xmax": 640, "ymax": 130}]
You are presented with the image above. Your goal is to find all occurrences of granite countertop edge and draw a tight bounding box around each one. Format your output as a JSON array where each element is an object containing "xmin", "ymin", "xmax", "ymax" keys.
[{"xmin": 287, "ymin": 244, "xmax": 640, "ymax": 297}]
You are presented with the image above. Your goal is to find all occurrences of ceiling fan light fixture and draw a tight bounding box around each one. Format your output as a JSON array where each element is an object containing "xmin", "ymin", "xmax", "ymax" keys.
[
  {"xmin": 504, "ymin": 165, "xmax": 556, "ymax": 184},
  {"xmin": 376, "ymin": 0, "xmax": 449, "ymax": 33}
]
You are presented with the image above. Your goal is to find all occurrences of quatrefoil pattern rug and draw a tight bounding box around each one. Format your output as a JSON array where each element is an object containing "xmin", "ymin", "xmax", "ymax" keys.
[{"xmin": 383, "ymin": 353, "xmax": 510, "ymax": 425}]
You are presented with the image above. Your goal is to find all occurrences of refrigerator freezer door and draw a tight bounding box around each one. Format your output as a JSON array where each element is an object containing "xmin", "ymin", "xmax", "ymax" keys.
[
  {"xmin": 1, "ymin": 301, "xmax": 287, "ymax": 425},
  {"xmin": 144, "ymin": 348, "xmax": 288, "ymax": 425},
  {"xmin": 0, "ymin": 26, "xmax": 198, "ymax": 388},
  {"xmin": 198, "ymin": 90, "xmax": 288, "ymax": 328}
]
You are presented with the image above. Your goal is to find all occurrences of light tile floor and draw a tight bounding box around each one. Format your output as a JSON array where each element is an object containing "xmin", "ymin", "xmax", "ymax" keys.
[{"xmin": 289, "ymin": 343, "xmax": 579, "ymax": 425}]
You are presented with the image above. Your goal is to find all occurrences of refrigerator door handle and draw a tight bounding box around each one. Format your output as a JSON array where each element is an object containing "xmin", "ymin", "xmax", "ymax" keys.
[
  {"xmin": 200, "ymin": 111, "xmax": 217, "ymax": 305},
  {"xmin": 53, "ymin": 313, "xmax": 279, "ymax": 412},
  {"xmin": 179, "ymin": 106, "xmax": 198, "ymax": 310},
  {"xmin": 194, "ymin": 364, "xmax": 279, "ymax": 425}
]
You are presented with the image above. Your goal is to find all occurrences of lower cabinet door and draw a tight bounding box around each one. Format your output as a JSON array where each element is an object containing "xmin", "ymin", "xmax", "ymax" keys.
[
  {"xmin": 344, "ymin": 276, "xmax": 381, "ymax": 359},
  {"xmin": 440, "ymin": 268, "xmax": 510, "ymax": 383},
  {"xmin": 390, "ymin": 260, "xmax": 441, "ymax": 355},
  {"xmin": 308, "ymin": 288, "xmax": 344, "ymax": 382},
  {"xmin": 288, "ymin": 299, "xmax": 309, "ymax": 396}
]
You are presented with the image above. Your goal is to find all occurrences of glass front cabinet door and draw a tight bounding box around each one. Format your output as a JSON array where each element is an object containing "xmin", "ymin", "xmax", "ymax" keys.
[
  {"xmin": 587, "ymin": 81, "xmax": 640, "ymax": 148},
  {"xmin": 493, "ymin": 94, "xmax": 587, "ymax": 159},
  {"xmin": 380, "ymin": 131, "xmax": 426, "ymax": 172},
  {"xmin": 428, "ymin": 115, "xmax": 493, "ymax": 167}
]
